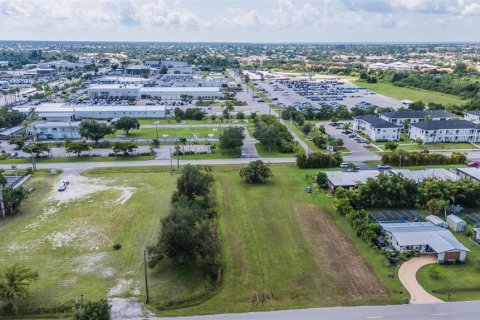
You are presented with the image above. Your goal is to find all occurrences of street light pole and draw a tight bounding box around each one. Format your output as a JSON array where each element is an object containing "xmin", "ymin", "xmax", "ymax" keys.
[
  {"xmin": 143, "ymin": 249, "xmax": 150, "ymax": 304},
  {"xmin": 169, "ymin": 147, "xmax": 173, "ymax": 175},
  {"xmin": 155, "ymin": 120, "xmax": 158, "ymax": 139}
]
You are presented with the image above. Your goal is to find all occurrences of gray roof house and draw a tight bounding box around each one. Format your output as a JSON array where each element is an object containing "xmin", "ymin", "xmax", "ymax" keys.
[
  {"xmin": 380, "ymin": 110, "xmax": 454, "ymax": 127},
  {"xmin": 380, "ymin": 221, "xmax": 469, "ymax": 263}
]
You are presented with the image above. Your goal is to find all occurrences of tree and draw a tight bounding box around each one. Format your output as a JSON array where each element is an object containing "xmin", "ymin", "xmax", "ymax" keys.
[
  {"xmin": 74, "ymin": 300, "xmax": 111, "ymax": 320},
  {"xmin": 219, "ymin": 126, "xmax": 245, "ymax": 151},
  {"xmin": 111, "ymin": 142, "xmax": 137, "ymax": 155},
  {"xmin": 65, "ymin": 141, "xmax": 92, "ymax": 157},
  {"xmin": 0, "ymin": 264, "xmax": 38, "ymax": 301},
  {"xmin": 8, "ymin": 137, "xmax": 27, "ymax": 150},
  {"xmin": 341, "ymin": 122, "xmax": 351, "ymax": 133},
  {"xmin": 426, "ymin": 198, "xmax": 444, "ymax": 215},
  {"xmin": 301, "ymin": 123, "xmax": 313, "ymax": 135},
  {"xmin": 22, "ymin": 142, "xmax": 51, "ymax": 157},
  {"xmin": 79, "ymin": 119, "xmax": 113, "ymax": 143},
  {"xmin": 334, "ymin": 197, "xmax": 354, "ymax": 216},
  {"xmin": 384, "ymin": 142, "xmax": 399, "ymax": 151},
  {"xmin": 236, "ymin": 111, "xmax": 245, "ymax": 120},
  {"xmin": 239, "ymin": 160, "xmax": 273, "ymax": 184},
  {"xmin": 113, "ymin": 117, "xmax": 140, "ymax": 136},
  {"xmin": 172, "ymin": 165, "xmax": 214, "ymax": 203},
  {"xmin": 315, "ymin": 171, "xmax": 328, "ymax": 189},
  {"xmin": 2, "ymin": 187, "xmax": 27, "ymax": 216}
]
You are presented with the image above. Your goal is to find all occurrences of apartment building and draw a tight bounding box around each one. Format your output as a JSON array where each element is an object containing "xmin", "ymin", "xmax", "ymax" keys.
[
  {"xmin": 353, "ymin": 115, "xmax": 401, "ymax": 141},
  {"xmin": 409, "ymin": 120, "xmax": 480, "ymax": 143}
]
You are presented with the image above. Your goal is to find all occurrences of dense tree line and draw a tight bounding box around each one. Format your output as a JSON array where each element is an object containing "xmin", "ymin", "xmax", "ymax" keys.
[
  {"xmin": 381, "ymin": 150, "xmax": 467, "ymax": 166},
  {"xmin": 338, "ymin": 173, "xmax": 480, "ymax": 209},
  {"xmin": 148, "ymin": 166, "xmax": 219, "ymax": 275},
  {"xmin": 296, "ymin": 152, "xmax": 343, "ymax": 168},
  {"xmin": 253, "ymin": 115, "xmax": 295, "ymax": 153}
]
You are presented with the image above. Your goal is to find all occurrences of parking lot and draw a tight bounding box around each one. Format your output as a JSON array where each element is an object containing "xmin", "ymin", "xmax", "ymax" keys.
[{"xmin": 254, "ymin": 78, "xmax": 403, "ymax": 111}]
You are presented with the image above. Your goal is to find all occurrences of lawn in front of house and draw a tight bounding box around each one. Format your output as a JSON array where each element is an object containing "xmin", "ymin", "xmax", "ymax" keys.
[{"xmin": 416, "ymin": 233, "xmax": 480, "ymax": 301}]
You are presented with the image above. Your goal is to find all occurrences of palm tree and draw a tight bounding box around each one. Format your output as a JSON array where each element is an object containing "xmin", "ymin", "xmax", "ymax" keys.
[
  {"xmin": 0, "ymin": 264, "xmax": 39, "ymax": 301},
  {"xmin": 178, "ymin": 137, "xmax": 187, "ymax": 154},
  {"xmin": 341, "ymin": 122, "xmax": 351, "ymax": 133},
  {"xmin": 0, "ymin": 170, "xmax": 6, "ymax": 218}
]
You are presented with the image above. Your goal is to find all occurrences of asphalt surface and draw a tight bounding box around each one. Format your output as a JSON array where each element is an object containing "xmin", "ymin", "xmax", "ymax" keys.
[{"xmin": 154, "ymin": 301, "xmax": 480, "ymax": 320}]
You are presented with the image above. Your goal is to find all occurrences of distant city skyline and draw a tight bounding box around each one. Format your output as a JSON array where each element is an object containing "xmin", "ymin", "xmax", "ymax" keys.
[{"xmin": 1, "ymin": 0, "xmax": 480, "ymax": 43}]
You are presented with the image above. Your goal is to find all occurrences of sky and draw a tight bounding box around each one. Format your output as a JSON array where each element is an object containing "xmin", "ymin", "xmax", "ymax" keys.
[{"xmin": 0, "ymin": 0, "xmax": 480, "ymax": 43}]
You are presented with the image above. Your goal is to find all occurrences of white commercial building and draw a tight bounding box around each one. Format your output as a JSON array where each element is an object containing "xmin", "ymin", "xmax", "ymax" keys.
[
  {"xmin": 87, "ymin": 84, "xmax": 222, "ymax": 100},
  {"xmin": 97, "ymin": 77, "xmax": 155, "ymax": 86},
  {"xmin": 353, "ymin": 115, "xmax": 401, "ymax": 141},
  {"xmin": 15, "ymin": 103, "xmax": 166, "ymax": 121},
  {"xmin": 409, "ymin": 120, "xmax": 480, "ymax": 143},
  {"xmin": 31, "ymin": 121, "xmax": 81, "ymax": 140},
  {"xmin": 380, "ymin": 221, "xmax": 469, "ymax": 263}
]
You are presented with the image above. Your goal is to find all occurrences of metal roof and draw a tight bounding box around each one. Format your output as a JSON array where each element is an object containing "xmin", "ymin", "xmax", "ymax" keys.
[
  {"xmin": 326, "ymin": 170, "xmax": 380, "ymax": 187},
  {"xmin": 389, "ymin": 169, "xmax": 460, "ymax": 183},
  {"xmin": 353, "ymin": 115, "xmax": 401, "ymax": 128},
  {"xmin": 381, "ymin": 221, "xmax": 469, "ymax": 253},
  {"xmin": 455, "ymin": 167, "xmax": 480, "ymax": 181},
  {"xmin": 380, "ymin": 110, "xmax": 453, "ymax": 119},
  {"xmin": 410, "ymin": 119, "xmax": 479, "ymax": 130}
]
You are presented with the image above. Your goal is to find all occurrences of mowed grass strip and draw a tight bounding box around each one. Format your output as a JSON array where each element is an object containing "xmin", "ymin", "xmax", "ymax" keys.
[{"xmin": 352, "ymin": 80, "xmax": 465, "ymax": 105}]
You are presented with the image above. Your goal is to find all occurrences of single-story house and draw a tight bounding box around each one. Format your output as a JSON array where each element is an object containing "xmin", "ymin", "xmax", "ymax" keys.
[
  {"xmin": 388, "ymin": 168, "xmax": 460, "ymax": 183},
  {"xmin": 426, "ymin": 215, "xmax": 448, "ymax": 228},
  {"xmin": 447, "ymin": 214, "xmax": 467, "ymax": 232},
  {"xmin": 380, "ymin": 221, "xmax": 469, "ymax": 263},
  {"xmin": 325, "ymin": 170, "xmax": 380, "ymax": 190},
  {"xmin": 473, "ymin": 228, "xmax": 480, "ymax": 244}
]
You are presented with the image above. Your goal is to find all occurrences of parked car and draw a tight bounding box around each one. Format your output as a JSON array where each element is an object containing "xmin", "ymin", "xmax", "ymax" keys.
[
  {"xmin": 373, "ymin": 236, "xmax": 386, "ymax": 248},
  {"xmin": 387, "ymin": 252, "xmax": 400, "ymax": 264},
  {"xmin": 57, "ymin": 183, "xmax": 67, "ymax": 192},
  {"xmin": 340, "ymin": 162, "xmax": 349, "ymax": 169},
  {"xmin": 468, "ymin": 161, "xmax": 479, "ymax": 167},
  {"xmin": 377, "ymin": 164, "xmax": 391, "ymax": 170},
  {"xmin": 420, "ymin": 149, "xmax": 430, "ymax": 154}
]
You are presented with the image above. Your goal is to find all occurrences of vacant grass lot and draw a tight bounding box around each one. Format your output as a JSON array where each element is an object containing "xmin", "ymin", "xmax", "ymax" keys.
[
  {"xmin": 137, "ymin": 118, "xmax": 251, "ymax": 126},
  {"xmin": 156, "ymin": 164, "xmax": 403, "ymax": 316},
  {"xmin": 255, "ymin": 143, "xmax": 297, "ymax": 158},
  {"xmin": 110, "ymin": 127, "xmax": 221, "ymax": 139},
  {"xmin": 0, "ymin": 155, "xmax": 155, "ymax": 165},
  {"xmin": 3, "ymin": 164, "xmax": 407, "ymax": 318},
  {"xmin": 0, "ymin": 168, "xmax": 209, "ymax": 317},
  {"xmin": 352, "ymin": 81, "xmax": 466, "ymax": 105},
  {"xmin": 417, "ymin": 233, "xmax": 480, "ymax": 301},
  {"xmin": 375, "ymin": 142, "xmax": 479, "ymax": 151}
]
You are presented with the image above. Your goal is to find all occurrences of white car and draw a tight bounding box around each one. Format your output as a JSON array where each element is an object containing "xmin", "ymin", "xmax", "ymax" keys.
[
  {"xmin": 340, "ymin": 162, "xmax": 349, "ymax": 169},
  {"xmin": 57, "ymin": 183, "xmax": 67, "ymax": 192}
]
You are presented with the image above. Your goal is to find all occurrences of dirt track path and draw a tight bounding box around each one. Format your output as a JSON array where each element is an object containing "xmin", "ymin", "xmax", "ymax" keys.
[{"xmin": 398, "ymin": 256, "xmax": 443, "ymax": 304}]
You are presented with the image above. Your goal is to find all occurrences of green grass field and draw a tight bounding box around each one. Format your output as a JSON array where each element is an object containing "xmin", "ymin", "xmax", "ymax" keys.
[
  {"xmin": 0, "ymin": 168, "xmax": 181, "ymax": 316},
  {"xmin": 0, "ymin": 155, "xmax": 155, "ymax": 165},
  {"xmin": 137, "ymin": 118, "xmax": 251, "ymax": 126},
  {"xmin": 110, "ymin": 127, "xmax": 221, "ymax": 139},
  {"xmin": 2, "ymin": 164, "xmax": 410, "ymax": 318},
  {"xmin": 352, "ymin": 80, "xmax": 465, "ymax": 105},
  {"xmin": 254, "ymin": 143, "xmax": 297, "ymax": 158},
  {"xmin": 374, "ymin": 142, "xmax": 479, "ymax": 151},
  {"xmin": 417, "ymin": 234, "xmax": 480, "ymax": 301}
]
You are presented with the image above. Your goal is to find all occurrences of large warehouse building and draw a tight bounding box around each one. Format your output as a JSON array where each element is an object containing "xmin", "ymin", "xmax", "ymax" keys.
[
  {"xmin": 15, "ymin": 103, "xmax": 166, "ymax": 120},
  {"xmin": 87, "ymin": 84, "xmax": 223, "ymax": 100}
]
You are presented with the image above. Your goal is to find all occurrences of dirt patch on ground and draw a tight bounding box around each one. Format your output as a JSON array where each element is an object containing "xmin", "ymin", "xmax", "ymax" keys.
[
  {"xmin": 49, "ymin": 173, "xmax": 134, "ymax": 206},
  {"xmin": 294, "ymin": 203, "xmax": 389, "ymax": 301}
]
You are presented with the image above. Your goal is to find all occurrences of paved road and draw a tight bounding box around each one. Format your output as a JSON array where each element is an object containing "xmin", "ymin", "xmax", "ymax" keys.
[
  {"xmin": 398, "ymin": 256, "xmax": 443, "ymax": 304},
  {"xmin": 153, "ymin": 301, "xmax": 480, "ymax": 320}
]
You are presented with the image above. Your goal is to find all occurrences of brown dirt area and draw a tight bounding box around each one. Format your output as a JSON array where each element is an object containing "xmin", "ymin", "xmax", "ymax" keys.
[{"xmin": 294, "ymin": 203, "xmax": 389, "ymax": 301}]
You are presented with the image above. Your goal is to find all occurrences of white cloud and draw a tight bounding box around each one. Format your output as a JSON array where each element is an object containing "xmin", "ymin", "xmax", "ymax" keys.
[{"xmin": 462, "ymin": 2, "xmax": 480, "ymax": 15}]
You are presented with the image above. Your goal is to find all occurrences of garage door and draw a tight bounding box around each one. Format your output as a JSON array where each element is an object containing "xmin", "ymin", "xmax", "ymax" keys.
[{"xmin": 444, "ymin": 251, "xmax": 461, "ymax": 261}]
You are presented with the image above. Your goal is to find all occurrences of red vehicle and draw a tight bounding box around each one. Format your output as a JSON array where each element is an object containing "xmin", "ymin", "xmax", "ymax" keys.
[{"xmin": 468, "ymin": 161, "xmax": 480, "ymax": 167}]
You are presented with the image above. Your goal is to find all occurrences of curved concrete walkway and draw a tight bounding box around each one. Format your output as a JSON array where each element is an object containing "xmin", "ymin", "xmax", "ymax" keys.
[{"xmin": 398, "ymin": 255, "xmax": 443, "ymax": 304}]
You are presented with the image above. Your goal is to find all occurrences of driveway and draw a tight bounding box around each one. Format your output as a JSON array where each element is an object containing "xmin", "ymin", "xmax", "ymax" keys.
[{"xmin": 398, "ymin": 255, "xmax": 443, "ymax": 304}]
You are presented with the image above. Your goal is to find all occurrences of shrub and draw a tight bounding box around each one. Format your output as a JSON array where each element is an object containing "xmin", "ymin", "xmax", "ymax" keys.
[
  {"xmin": 429, "ymin": 266, "xmax": 441, "ymax": 280},
  {"xmin": 296, "ymin": 152, "xmax": 343, "ymax": 169},
  {"xmin": 74, "ymin": 300, "xmax": 111, "ymax": 320}
]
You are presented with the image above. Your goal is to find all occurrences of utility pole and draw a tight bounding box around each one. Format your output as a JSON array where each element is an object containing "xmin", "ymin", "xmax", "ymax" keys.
[
  {"xmin": 143, "ymin": 249, "xmax": 150, "ymax": 304},
  {"xmin": 169, "ymin": 147, "xmax": 173, "ymax": 175}
]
